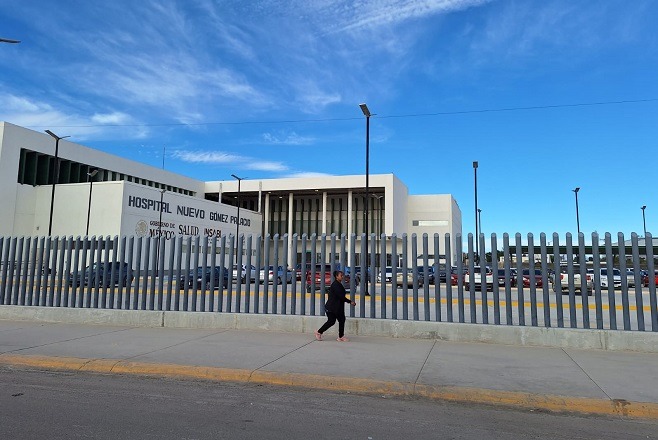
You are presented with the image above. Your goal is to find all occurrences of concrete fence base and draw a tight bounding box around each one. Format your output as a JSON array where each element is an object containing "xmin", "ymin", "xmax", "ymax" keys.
[{"xmin": 1, "ymin": 305, "xmax": 657, "ymax": 353}]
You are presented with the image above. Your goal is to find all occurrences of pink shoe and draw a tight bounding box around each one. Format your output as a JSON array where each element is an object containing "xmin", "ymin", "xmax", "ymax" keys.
[
  {"xmin": 314, "ymin": 330, "xmax": 323, "ymax": 341},
  {"xmin": 336, "ymin": 336, "xmax": 350, "ymax": 342}
]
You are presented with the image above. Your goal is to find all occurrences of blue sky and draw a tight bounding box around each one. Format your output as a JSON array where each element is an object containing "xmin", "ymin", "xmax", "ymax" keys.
[{"xmin": 1, "ymin": 0, "xmax": 657, "ymax": 244}]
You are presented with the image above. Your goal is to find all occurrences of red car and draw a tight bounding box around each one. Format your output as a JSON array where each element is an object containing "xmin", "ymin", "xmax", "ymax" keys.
[
  {"xmin": 305, "ymin": 264, "xmax": 351, "ymax": 292},
  {"xmin": 642, "ymin": 271, "xmax": 658, "ymax": 287},
  {"xmin": 521, "ymin": 269, "xmax": 543, "ymax": 288}
]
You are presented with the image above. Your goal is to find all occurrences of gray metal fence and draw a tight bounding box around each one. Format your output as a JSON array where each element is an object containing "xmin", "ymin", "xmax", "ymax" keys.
[{"xmin": 0, "ymin": 232, "xmax": 656, "ymax": 332}]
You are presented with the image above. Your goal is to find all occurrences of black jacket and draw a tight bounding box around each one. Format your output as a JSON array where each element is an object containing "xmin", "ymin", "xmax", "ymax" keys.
[{"xmin": 324, "ymin": 279, "xmax": 350, "ymax": 315}]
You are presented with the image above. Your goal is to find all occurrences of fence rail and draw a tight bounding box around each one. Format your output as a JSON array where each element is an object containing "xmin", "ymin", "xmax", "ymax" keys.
[{"xmin": 0, "ymin": 232, "xmax": 656, "ymax": 332}]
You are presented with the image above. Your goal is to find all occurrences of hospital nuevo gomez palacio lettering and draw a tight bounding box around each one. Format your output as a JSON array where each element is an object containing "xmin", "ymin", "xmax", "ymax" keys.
[{"xmin": 127, "ymin": 195, "xmax": 252, "ymax": 240}]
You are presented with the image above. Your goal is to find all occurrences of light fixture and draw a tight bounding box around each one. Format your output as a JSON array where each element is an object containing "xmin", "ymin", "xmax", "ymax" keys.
[
  {"xmin": 45, "ymin": 130, "xmax": 71, "ymax": 236},
  {"xmin": 85, "ymin": 169, "xmax": 99, "ymax": 236}
]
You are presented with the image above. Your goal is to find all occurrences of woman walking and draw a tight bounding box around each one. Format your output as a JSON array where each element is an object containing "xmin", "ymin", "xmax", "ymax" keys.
[{"xmin": 315, "ymin": 270, "xmax": 356, "ymax": 342}]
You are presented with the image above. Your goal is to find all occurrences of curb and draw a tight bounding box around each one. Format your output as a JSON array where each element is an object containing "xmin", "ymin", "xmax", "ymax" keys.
[{"xmin": 1, "ymin": 353, "xmax": 657, "ymax": 420}]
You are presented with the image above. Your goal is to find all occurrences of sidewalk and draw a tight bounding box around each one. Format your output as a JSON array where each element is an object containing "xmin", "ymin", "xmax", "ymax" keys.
[{"xmin": 1, "ymin": 318, "xmax": 657, "ymax": 420}]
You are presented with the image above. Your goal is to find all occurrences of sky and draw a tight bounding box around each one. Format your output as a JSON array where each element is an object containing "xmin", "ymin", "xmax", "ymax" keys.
[{"xmin": 1, "ymin": 0, "xmax": 657, "ymax": 246}]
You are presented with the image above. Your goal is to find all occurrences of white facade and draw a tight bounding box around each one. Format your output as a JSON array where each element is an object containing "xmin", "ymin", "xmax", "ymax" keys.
[
  {"xmin": 0, "ymin": 122, "xmax": 261, "ymax": 241},
  {"xmin": 1, "ymin": 121, "xmax": 462, "ymax": 265},
  {"xmin": 210, "ymin": 174, "xmax": 462, "ymax": 264}
]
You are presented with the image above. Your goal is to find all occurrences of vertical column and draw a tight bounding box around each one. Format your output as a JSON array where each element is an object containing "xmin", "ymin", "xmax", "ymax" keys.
[
  {"xmin": 288, "ymin": 192, "xmax": 294, "ymax": 266},
  {"xmin": 322, "ymin": 191, "xmax": 328, "ymax": 235},
  {"xmin": 258, "ymin": 181, "xmax": 263, "ymax": 212},
  {"xmin": 347, "ymin": 190, "xmax": 353, "ymax": 264},
  {"xmin": 264, "ymin": 193, "xmax": 270, "ymax": 237}
]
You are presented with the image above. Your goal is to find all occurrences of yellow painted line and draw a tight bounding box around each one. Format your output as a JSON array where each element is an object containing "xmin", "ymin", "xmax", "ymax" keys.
[
  {"xmin": 1, "ymin": 353, "xmax": 656, "ymax": 420},
  {"xmin": 141, "ymin": 289, "xmax": 656, "ymax": 313},
  {"xmin": 1, "ymin": 284, "xmax": 654, "ymax": 312}
]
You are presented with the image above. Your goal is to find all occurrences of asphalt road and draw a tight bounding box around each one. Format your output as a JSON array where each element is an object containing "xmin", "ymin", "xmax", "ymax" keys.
[{"xmin": 1, "ymin": 368, "xmax": 656, "ymax": 440}]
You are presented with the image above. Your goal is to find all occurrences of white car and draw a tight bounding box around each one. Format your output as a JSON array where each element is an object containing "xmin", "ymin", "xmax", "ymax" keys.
[
  {"xmin": 232, "ymin": 264, "xmax": 258, "ymax": 282},
  {"xmin": 625, "ymin": 269, "xmax": 637, "ymax": 288},
  {"xmin": 551, "ymin": 264, "xmax": 593, "ymax": 295},
  {"xmin": 377, "ymin": 267, "xmax": 394, "ymax": 283},
  {"xmin": 258, "ymin": 265, "xmax": 293, "ymax": 284},
  {"xmin": 464, "ymin": 266, "xmax": 494, "ymax": 291},
  {"xmin": 588, "ymin": 268, "xmax": 622, "ymax": 289}
]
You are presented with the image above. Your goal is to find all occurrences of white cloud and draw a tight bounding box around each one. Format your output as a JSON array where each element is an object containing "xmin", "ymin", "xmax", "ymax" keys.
[
  {"xmin": 171, "ymin": 150, "xmax": 242, "ymax": 164},
  {"xmin": 262, "ymin": 131, "xmax": 314, "ymax": 145},
  {"xmin": 466, "ymin": 1, "xmax": 651, "ymax": 64},
  {"xmin": 0, "ymin": 93, "xmax": 146, "ymax": 140},
  {"xmin": 91, "ymin": 112, "xmax": 132, "ymax": 125},
  {"xmin": 245, "ymin": 161, "xmax": 289, "ymax": 172},
  {"xmin": 172, "ymin": 149, "xmax": 289, "ymax": 173},
  {"xmin": 316, "ymin": 0, "xmax": 492, "ymax": 34}
]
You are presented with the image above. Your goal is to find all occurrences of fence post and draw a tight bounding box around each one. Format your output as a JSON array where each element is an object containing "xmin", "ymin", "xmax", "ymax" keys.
[
  {"xmin": 444, "ymin": 233, "xmax": 453, "ymax": 323},
  {"xmin": 281, "ymin": 234, "xmax": 289, "ymax": 315},
  {"xmin": 348, "ymin": 234, "xmax": 356, "ymax": 318},
  {"xmin": 528, "ymin": 233, "xmax": 537, "ymax": 327},
  {"xmin": 253, "ymin": 235, "xmax": 261, "ymax": 314},
  {"xmin": 291, "ymin": 234, "xmax": 298, "ymax": 315},
  {"xmin": 491, "ymin": 233, "xmax": 500, "ymax": 325},
  {"xmin": 539, "ymin": 233, "xmax": 550, "ymax": 328}
]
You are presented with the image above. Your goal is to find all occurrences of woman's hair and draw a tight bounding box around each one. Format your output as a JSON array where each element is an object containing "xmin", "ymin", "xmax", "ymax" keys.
[{"xmin": 333, "ymin": 270, "xmax": 344, "ymax": 278}]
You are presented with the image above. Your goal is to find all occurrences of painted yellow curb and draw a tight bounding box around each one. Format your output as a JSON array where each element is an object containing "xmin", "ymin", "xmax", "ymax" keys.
[
  {"xmin": 249, "ymin": 370, "xmax": 414, "ymax": 396},
  {"xmin": 1, "ymin": 353, "xmax": 657, "ymax": 420},
  {"xmin": 413, "ymin": 384, "xmax": 658, "ymax": 420}
]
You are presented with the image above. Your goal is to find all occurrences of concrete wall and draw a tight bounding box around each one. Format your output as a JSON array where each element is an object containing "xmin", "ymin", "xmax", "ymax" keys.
[
  {"xmin": 1, "ymin": 306, "xmax": 656, "ymax": 353},
  {"xmin": 407, "ymin": 194, "xmax": 461, "ymax": 262}
]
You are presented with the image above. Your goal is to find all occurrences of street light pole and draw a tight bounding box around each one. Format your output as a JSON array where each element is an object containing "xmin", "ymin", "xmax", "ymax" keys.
[
  {"xmin": 45, "ymin": 130, "xmax": 70, "ymax": 236},
  {"xmin": 155, "ymin": 189, "xmax": 167, "ymax": 276},
  {"xmin": 641, "ymin": 205, "xmax": 647, "ymax": 236},
  {"xmin": 573, "ymin": 187, "xmax": 581, "ymax": 235},
  {"xmin": 85, "ymin": 169, "xmax": 98, "ymax": 236},
  {"xmin": 359, "ymin": 104, "xmax": 371, "ymax": 271},
  {"xmin": 0, "ymin": 38, "xmax": 20, "ymax": 43},
  {"xmin": 473, "ymin": 161, "xmax": 479, "ymax": 263},
  {"xmin": 477, "ymin": 208, "xmax": 482, "ymax": 261}
]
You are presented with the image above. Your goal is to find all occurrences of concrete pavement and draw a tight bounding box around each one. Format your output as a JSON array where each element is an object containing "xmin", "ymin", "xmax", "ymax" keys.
[{"xmin": 1, "ymin": 315, "xmax": 658, "ymax": 420}]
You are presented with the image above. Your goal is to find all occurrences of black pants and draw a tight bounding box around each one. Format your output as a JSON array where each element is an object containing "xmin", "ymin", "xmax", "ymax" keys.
[{"xmin": 318, "ymin": 311, "xmax": 346, "ymax": 337}]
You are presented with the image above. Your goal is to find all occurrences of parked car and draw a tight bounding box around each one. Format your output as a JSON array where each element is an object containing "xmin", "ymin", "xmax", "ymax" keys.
[
  {"xmin": 520, "ymin": 269, "xmax": 543, "ymax": 288},
  {"xmin": 305, "ymin": 264, "xmax": 351, "ymax": 292},
  {"xmin": 417, "ymin": 266, "xmax": 435, "ymax": 285},
  {"xmin": 464, "ymin": 266, "xmax": 494, "ymax": 291},
  {"xmin": 345, "ymin": 266, "xmax": 371, "ymax": 284},
  {"xmin": 178, "ymin": 266, "xmax": 229, "ymax": 290},
  {"xmin": 68, "ymin": 262, "xmax": 133, "ymax": 287},
  {"xmin": 259, "ymin": 265, "xmax": 294, "ymax": 284},
  {"xmin": 376, "ymin": 267, "xmax": 394, "ymax": 283},
  {"xmin": 642, "ymin": 271, "xmax": 658, "ymax": 287},
  {"xmin": 587, "ymin": 268, "xmax": 622, "ymax": 289},
  {"xmin": 395, "ymin": 269, "xmax": 424, "ymax": 288},
  {"xmin": 496, "ymin": 268, "xmax": 517, "ymax": 287},
  {"xmin": 294, "ymin": 263, "xmax": 313, "ymax": 281},
  {"xmin": 550, "ymin": 264, "xmax": 592, "ymax": 295},
  {"xmin": 232, "ymin": 264, "xmax": 258, "ymax": 282},
  {"xmin": 624, "ymin": 269, "xmax": 637, "ymax": 288},
  {"xmin": 438, "ymin": 267, "xmax": 459, "ymax": 286}
]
